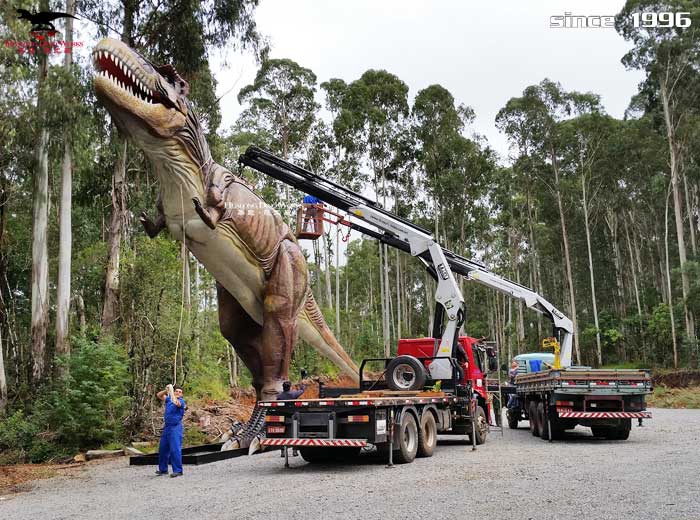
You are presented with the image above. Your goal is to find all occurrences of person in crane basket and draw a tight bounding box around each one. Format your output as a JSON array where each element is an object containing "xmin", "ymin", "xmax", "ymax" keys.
[{"xmin": 302, "ymin": 194, "xmax": 323, "ymax": 233}]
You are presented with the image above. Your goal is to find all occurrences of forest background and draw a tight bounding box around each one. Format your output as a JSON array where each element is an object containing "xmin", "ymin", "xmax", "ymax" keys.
[{"xmin": 1, "ymin": 0, "xmax": 699, "ymax": 462}]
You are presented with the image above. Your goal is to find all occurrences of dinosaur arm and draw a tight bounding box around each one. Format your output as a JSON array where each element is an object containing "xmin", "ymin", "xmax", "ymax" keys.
[{"xmin": 139, "ymin": 196, "xmax": 167, "ymax": 238}]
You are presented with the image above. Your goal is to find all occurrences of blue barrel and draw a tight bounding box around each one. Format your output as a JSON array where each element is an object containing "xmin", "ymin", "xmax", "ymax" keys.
[{"xmin": 529, "ymin": 359, "xmax": 542, "ymax": 372}]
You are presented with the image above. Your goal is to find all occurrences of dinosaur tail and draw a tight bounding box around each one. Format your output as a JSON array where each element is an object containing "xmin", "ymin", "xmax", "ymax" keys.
[{"xmin": 298, "ymin": 289, "xmax": 360, "ymax": 383}]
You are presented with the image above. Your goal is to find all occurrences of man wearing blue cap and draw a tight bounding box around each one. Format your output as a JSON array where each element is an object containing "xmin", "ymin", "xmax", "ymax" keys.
[{"xmin": 155, "ymin": 384, "xmax": 186, "ymax": 477}]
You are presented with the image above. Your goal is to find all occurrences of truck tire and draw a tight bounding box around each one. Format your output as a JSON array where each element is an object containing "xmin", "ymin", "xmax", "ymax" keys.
[
  {"xmin": 616, "ymin": 419, "xmax": 632, "ymax": 440},
  {"xmin": 608, "ymin": 419, "xmax": 632, "ymax": 440},
  {"xmin": 590, "ymin": 426, "xmax": 610, "ymax": 438},
  {"xmin": 507, "ymin": 409, "xmax": 519, "ymax": 429},
  {"xmin": 537, "ymin": 402, "xmax": 551, "ymax": 440},
  {"xmin": 417, "ymin": 412, "xmax": 437, "ymax": 458},
  {"xmin": 529, "ymin": 401, "xmax": 540, "ymax": 437},
  {"xmin": 473, "ymin": 406, "xmax": 489, "ymax": 445},
  {"xmin": 394, "ymin": 412, "xmax": 418, "ymax": 463},
  {"xmin": 386, "ymin": 356, "xmax": 426, "ymax": 391}
]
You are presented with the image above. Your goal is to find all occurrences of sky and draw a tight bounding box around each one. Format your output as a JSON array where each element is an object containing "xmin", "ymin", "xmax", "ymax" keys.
[{"xmin": 211, "ymin": 0, "xmax": 645, "ymax": 160}]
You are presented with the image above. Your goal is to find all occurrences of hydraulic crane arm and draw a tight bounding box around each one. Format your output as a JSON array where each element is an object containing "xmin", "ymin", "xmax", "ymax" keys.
[{"xmin": 239, "ymin": 146, "xmax": 576, "ymax": 370}]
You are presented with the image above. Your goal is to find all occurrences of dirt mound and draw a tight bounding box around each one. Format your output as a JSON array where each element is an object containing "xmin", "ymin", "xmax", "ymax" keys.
[{"xmin": 653, "ymin": 370, "xmax": 700, "ymax": 388}]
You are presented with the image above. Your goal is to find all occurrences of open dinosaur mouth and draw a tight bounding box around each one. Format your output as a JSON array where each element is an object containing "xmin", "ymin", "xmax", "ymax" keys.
[{"xmin": 92, "ymin": 47, "xmax": 176, "ymax": 109}]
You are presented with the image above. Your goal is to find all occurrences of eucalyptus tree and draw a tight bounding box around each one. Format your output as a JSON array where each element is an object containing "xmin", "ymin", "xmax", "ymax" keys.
[
  {"xmin": 496, "ymin": 79, "xmax": 600, "ymax": 364},
  {"xmin": 617, "ymin": 0, "xmax": 700, "ymax": 344},
  {"xmin": 558, "ymin": 113, "xmax": 616, "ymax": 365},
  {"xmin": 340, "ymin": 70, "xmax": 410, "ymax": 355}
]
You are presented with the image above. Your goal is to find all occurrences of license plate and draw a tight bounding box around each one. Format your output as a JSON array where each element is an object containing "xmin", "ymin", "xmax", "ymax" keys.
[{"xmin": 268, "ymin": 426, "xmax": 285, "ymax": 434}]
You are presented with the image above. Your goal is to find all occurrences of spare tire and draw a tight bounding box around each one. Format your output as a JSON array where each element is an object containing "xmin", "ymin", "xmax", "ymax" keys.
[{"xmin": 386, "ymin": 356, "xmax": 426, "ymax": 391}]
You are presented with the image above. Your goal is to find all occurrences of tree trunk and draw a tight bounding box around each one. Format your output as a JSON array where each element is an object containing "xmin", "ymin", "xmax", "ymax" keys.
[
  {"xmin": 624, "ymin": 218, "xmax": 644, "ymax": 359},
  {"xmin": 322, "ymin": 231, "xmax": 332, "ymax": 308},
  {"xmin": 660, "ymin": 81, "xmax": 695, "ymax": 342},
  {"xmin": 55, "ymin": 0, "xmax": 76, "ymax": 371},
  {"xmin": 102, "ymin": 0, "xmax": 137, "ymax": 334},
  {"xmin": 665, "ymin": 183, "xmax": 678, "ymax": 369},
  {"xmin": 683, "ymin": 171, "xmax": 697, "ymax": 257},
  {"xmin": 31, "ymin": 15, "xmax": 50, "ymax": 382},
  {"xmin": 0, "ymin": 328, "xmax": 7, "ymax": 414},
  {"xmin": 74, "ymin": 292, "xmax": 86, "ymax": 335},
  {"xmin": 582, "ymin": 175, "xmax": 602, "ymax": 365},
  {"xmin": 551, "ymin": 152, "xmax": 580, "ymax": 363},
  {"xmin": 395, "ymin": 249, "xmax": 401, "ymax": 340},
  {"xmin": 101, "ymin": 141, "xmax": 127, "ymax": 330},
  {"xmin": 335, "ymin": 227, "xmax": 340, "ymax": 336}
]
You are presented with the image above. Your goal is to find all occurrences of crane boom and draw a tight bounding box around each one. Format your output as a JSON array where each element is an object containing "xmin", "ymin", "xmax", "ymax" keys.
[{"xmin": 239, "ymin": 146, "xmax": 576, "ymax": 368}]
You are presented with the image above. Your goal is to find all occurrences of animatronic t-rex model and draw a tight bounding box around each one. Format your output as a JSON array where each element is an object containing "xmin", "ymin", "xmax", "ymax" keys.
[{"xmin": 92, "ymin": 39, "xmax": 358, "ymax": 446}]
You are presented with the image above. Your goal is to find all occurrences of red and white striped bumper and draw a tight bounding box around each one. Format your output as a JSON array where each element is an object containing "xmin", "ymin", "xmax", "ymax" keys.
[
  {"xmin": 557, "ymin": 411, "xmax": 652, "ymax": 419},
  {"xmin": 261, "ymin": 438, "xmax": 367, "ymax": 448}
]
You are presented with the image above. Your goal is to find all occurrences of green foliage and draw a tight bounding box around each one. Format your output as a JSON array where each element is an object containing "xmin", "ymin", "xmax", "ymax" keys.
[
  {"xmin": 0, "ymin": 338, "xmax": 129, "ymax": 462},
  {"xmin": 46, "ymin": 337, "xmax": 130, "ymax": 449}
]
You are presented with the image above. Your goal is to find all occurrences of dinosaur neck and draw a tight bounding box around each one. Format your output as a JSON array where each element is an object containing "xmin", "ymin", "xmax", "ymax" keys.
[{"xmin": 142, "ymin": 102, "xmax": 213, "ymax": 216}]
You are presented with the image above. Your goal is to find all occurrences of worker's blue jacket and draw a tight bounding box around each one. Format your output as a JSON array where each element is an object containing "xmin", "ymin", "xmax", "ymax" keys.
[
  {"xmin": 303, "ymin": 195, "xmax": 320, "ymax": 204},
  {"xmin": 164, "ymin": 396, "xmax": 186, "ymax": 426}
]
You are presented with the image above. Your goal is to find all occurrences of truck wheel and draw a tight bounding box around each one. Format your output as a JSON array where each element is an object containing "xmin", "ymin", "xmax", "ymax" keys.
[
  {"xmin": 507, "ymin": 409, "xmax": 519, "ymax": 429},
  {"xmin": 417, "ymin": 412, "xmax": 437, "ymax": 458},
  {"xmin": 394, "ymin": 412, "xmax": 418, "ymax": 463},
  {"xmin": 537, "ymin": 402, "xmax": 550, "ymax": 440},
  {"xmin": 386, "ymin": 356, "xmax": 426, "ymax": 391},
  {"xmin": 529, "ymin": 402, "xmax": 540, "ymax": 437},
  {"xmin": 474, "ymin": 406, "xmax": 489, "ymax": 445},
  {"xmin": 611, "ymin": 419, "xmax": 632, "ymax": 440},
  {"xmin": 591, "ymin": 426, "xmax": 610, "ymax": 438}
]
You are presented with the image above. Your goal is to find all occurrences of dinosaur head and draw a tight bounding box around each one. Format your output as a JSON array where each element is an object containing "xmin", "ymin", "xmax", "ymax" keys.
[{"xmin": 93, "ymin": 38, "xmax": 189, "ymax": 140}]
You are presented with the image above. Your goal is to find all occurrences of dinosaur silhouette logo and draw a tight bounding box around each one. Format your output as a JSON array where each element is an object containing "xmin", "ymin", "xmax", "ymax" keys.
[{"xmin": 16, "ymin": 8, "xmax": 78, "ymax": 33}]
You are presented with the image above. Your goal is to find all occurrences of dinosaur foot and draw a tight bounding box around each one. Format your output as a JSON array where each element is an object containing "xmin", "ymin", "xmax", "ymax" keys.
[{"xmin": 220, "ymin": 405, "xmax": 266, "ymax": 454}]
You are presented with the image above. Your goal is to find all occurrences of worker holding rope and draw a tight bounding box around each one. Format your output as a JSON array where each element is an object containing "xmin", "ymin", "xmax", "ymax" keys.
[{"xmin": 155, "ymin": 384, "xmax": 186, "ymax": 477}]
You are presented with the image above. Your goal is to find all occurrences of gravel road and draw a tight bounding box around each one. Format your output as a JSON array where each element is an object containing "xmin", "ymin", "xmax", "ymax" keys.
[{"xmin": 1, "ymin": 408, "xmax": 698, "ymax": 520}]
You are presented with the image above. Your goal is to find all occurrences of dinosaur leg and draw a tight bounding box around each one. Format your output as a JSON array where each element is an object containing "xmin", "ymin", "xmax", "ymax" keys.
[
  {"xmin": 216, "ymin": 283, "xmax": 264, "ymax": 398},
  {"xmin": 216, "ymin": 283, "xmax": 269, "ymax": 451},
  {"xmin": 259, "ymin": 240, "xmax": 309, "ymax": 401}
]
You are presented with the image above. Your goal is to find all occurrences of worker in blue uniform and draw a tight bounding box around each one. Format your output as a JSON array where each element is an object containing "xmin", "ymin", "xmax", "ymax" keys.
[
  {"xmin": 276, "ymin": 381, "xmax": 307, "ymax": 400},
  {"xmin": 155, "ymin": 384, "xmax": 186, "ymax": 477},
  {"xmin": 302, "ymin": 194, "xmax": 323, "ymax": 233}
]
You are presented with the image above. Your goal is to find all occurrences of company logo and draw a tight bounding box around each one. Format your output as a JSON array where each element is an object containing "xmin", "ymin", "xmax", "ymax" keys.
[
  {"xmin": 5, "ymin": 8, "xmax": 82, "ymax": 55},
  {"xmin": 550, "ymin": 11, "xmax": 692, "ymax": 29},
  {"xmin": 437, "ymin": 263, "xmax": 449, "ymax": 281}
]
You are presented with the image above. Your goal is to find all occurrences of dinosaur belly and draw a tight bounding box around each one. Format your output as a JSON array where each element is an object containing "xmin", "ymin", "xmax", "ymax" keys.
[{"xmin": 168, "ymin": 214, "xmax": 267, "ymax": 325}]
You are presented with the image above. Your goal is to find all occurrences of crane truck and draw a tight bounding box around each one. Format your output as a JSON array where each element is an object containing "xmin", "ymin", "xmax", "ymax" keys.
[{"xmin": 238, "ymin": 146, "xmax": 652, "ymax": 464}]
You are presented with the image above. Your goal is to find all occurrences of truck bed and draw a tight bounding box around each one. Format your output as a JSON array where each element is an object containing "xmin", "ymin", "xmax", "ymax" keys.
[{"xmin": 515, "ymin": 368, "xmax": 652, "ymax": 394}]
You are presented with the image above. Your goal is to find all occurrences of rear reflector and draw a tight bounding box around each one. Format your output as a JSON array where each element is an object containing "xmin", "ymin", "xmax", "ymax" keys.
[
  {"xmin": 347, "ymin": 415, "xmax": 369, "ymax": 423},
  {"xmin": 555, "ymin": 400, "xmax": 574, "ymax": 407},
  {"xmin": 265, "ymin": 415, "xmax": 285, "ymax": 423},
  {"xmin": 267, "ymin": 426, "xmax": 285, "ymax": 434}
]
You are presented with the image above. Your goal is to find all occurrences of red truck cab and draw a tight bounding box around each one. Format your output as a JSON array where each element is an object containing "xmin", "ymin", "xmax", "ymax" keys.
[{"xmin": 396, "ymin": 336, "xmax": 492, "ymax": 415}]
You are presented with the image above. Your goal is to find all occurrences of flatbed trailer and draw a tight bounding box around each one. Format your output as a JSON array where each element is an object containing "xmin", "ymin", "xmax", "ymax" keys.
[
  {"xmin": 259, "ymin": 357, "xmax": 485, "ymax": 465},
  {"xmin": 260, "ymin": 390, "xmax": 478, "ymax": 465},
  {"xmin": 507, "ymin": 368, "xmax": 652, "ymax": 440}
]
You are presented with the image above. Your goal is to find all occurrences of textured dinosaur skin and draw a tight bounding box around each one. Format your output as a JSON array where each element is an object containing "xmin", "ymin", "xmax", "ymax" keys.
[{"xmin": 92, "ymin": 39, "xmax": 358, "ymax": 427}]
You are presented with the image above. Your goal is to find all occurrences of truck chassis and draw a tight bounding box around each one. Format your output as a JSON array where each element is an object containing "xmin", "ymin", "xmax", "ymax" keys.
[{"xmin": 507, "ymin": 368, "xmax": 652, "ymax": 440}]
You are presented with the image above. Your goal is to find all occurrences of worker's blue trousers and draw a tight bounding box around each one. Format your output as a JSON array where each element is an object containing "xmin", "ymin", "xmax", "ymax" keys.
[{"xmin": 158, "ymin": 424, "xmax": 183, "ymax": 474}]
